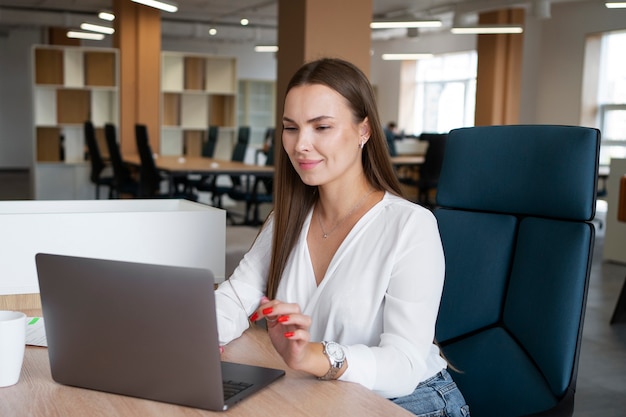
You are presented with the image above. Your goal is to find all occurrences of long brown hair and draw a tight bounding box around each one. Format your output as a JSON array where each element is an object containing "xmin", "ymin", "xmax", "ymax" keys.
[{"xmin": 266, "ymin": 58, "xmax": 404, "ymax": 298}]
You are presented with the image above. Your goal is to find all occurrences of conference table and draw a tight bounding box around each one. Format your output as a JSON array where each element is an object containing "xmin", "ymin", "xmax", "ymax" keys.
[
  {"xmin": 123, "ymin": 154, "xmax": 422, "ymax": 218},
  {"xmin": 124, "ymin": 154, "xmax": 274, "ymax": 177},
  {"xmin": 390, "ymin": 155, "xmax": 425, "ymax": 167},
  {"xmin": 3, "ymin": 310, "xmax": 412, "ymax": 417},
  {"xmin": 126, "ymin": 154, "xmax": 421, "ymax": 175},
  {"xmin": 125, "ymin": 154, "xmax": 274, "ymax": 224}
]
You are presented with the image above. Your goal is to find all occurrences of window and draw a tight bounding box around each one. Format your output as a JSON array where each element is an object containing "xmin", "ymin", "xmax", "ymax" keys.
[
  {"xmin": 400, "ymin": 51, "xmax": 477, "ymax": 135},
  {"xmin": 598, "ymin": 30, "xmax": 626, "ymax": 165}
]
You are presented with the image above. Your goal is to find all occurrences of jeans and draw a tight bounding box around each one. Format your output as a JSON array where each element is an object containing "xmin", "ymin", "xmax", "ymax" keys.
[{"xmin": 391, "ymin": 369, "xmax": 470, "ymax": 417}]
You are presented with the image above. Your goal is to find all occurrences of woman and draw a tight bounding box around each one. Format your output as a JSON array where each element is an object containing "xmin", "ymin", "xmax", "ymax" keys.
[{"xmin": 215, "ymin": 58, "xmax": 470, "ymax": 416}]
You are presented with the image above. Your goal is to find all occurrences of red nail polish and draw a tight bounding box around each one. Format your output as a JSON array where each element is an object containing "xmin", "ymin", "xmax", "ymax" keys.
[
  {"xmin": 250, "ymin": 312, "xmax": 258, "ymax": 322},
  {"xmin": 219, "ymin": 346, "xmax": 224, "ymax": 354},
  {"xmin": 277, "ymin": 315, "xmax": 289, "ymax": 323},
  {"xmin": 262, "ymin": 307, "xmax": 273, "ymax": 315},
  {"xmin": 284, "ymin": 331, "xmax": 294, "ymax": 338}
]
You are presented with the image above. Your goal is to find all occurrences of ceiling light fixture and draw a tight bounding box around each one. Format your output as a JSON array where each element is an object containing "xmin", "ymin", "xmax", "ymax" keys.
[
  {"xmin": 67, "ymin": 31, "xmax": 105, "ymax": 40},
  {"xmin": 254, "ymin": 45, "xmax": 278, "ymax": 52},
  {"xmin": 98, "ymin": 11, "xmax": 115, "ymax": 21},
  {"xmin": 451, "ymin": 25, "xmax": 524, "ymax": 34},
  {"xmin": 80, "ymin": 23, "xmax": 115, "ymax": 35},
  {"xmin": 381, "ymin": 53, "xmax": 433, "ymax": 60},
  {"xmin": 240, "ymin": 18, "xmax": 249, "ymax": 26},
  {"xmin": 605, "ymin": 2, "xmax": 626, "ymax": 7},
  {"xmin": 371, "ymin": 20, "xmax": 442, "ymax": 29},
  {"xmin": 208, "ymin": 28, "xmax": 217, "ymax": 36},
  {"xmin": 131, "ymin": 0, "xmax": 178, "ymax": 13}
]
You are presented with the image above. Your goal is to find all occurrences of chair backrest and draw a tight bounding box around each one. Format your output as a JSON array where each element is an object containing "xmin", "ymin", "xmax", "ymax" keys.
[
  {"xmin": 202, "ymin": 126, "xmax": 218, "ymax": 158},
  {"xmin": 260, "ymin": 141, "xmax": 275, "ymax": 194},
  {"xmin": 84, "ymin": 121, "xmax": 106, "ymax": 182},
  {"xmin": 229, "ymin": 126, "xmax": 250, "ymax": 187},
  {"xmin": 383, "ymin": 128, "xmax": 398, "ymax": 156},
  {"xmin": 237, "ymin": 125, "xmax": 251, "ymax": 146},
  {"xmin": 134, "ymin": 124, "xmax": 161, "ymax": 197},
  {"xmin": 418, "ymin": 133, "xmax": 447, "ymax": 184},
  {"xmin": 264, "ymin": 127, "xmax": 275, "ymax": 145},
  {"xmin": 104, "ymin": 124, "xmax": 132, "ymax": 188},
  {"xmin": 434, "ymin": 125, "xmax": 599, "ymax": 417}
]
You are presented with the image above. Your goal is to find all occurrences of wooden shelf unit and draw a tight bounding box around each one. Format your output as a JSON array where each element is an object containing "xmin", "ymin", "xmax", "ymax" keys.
[
  {"xmin": 32, "ymin": 45, "xmax": 119, "ymax": 200},
  {"xmin": 161, "ymin": 51, "xmax": 237, "ymax": 157},
  {"xmin": 33, "ymin": 45, "xmax": 119, "ymax": 164}
]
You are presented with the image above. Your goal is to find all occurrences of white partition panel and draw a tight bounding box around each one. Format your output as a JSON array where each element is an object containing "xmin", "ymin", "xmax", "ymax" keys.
[{"xmin": 0, "ymin": 199, "xmax": 226, "ymax": 295}]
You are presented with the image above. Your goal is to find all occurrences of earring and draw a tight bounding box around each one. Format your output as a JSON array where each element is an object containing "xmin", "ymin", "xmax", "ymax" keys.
[{"xmin": 359, "ymin": 141, "xmax": 364, "ymax": 149}]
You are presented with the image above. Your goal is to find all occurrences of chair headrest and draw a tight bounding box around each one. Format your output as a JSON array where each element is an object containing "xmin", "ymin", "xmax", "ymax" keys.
[{"xmin": 436, "ymin": 125, "xmax": 600, "ymax": 221}]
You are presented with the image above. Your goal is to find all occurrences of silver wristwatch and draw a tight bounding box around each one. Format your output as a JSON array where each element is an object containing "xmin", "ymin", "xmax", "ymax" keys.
[{"xmin": 319, "ymin": 341, "xmax": 346, "ymax": 380}]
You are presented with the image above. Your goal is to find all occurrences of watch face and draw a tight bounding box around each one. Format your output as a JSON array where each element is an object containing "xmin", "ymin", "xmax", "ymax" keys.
[{"xmin": 326, "ymin": 342, "xmax": 345, "ymax": 361}]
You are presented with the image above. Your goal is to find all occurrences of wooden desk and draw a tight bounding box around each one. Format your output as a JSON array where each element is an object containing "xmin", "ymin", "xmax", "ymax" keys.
[
  {"xmin": 2, "ymin": 313, "xmax": 411, "ymax": 417},
  {"xmin": 124, "ymin": 155, "xmax": 274, "ymax": 177},
  {"xmin": 390, "ymin": 155, "xmax": 425, "ymax": 167}
]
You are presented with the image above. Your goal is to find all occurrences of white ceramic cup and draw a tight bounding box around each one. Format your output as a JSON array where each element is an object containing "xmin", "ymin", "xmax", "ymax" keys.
[{"xmin": 0, "ymin": 311, "xmax": 27, "ymax": 387}]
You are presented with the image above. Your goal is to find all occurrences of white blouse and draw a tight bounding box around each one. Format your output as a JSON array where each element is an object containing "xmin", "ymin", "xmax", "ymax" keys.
[{"xmin": 215, "ymin": 192, "xmax": 447, "ymax": 398}]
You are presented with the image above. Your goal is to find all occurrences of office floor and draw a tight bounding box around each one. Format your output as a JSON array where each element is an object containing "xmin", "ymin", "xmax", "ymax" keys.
[{"xmin": 1, "ymin": 170, "xmax": 625, "ymax": 415}]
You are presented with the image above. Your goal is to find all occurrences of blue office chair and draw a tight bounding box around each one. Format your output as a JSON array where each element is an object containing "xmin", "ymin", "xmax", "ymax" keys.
[
  {"xmin": 383, "ymin": 127, "xmax": 398, "ymax": 157},
  {"xmin": 434, "ymin": 125, "xmax": 600, "ymax": 417}
]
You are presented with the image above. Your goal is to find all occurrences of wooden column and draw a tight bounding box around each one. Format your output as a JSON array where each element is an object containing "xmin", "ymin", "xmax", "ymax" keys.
[
  {"xmin": 275, "ymin": 0, "xmax": 372, "ymax": 140},
  {"xmin": 474, "ymin": 9, "xmax": 525, "ymax": 126},
  {"xmin": 113, "ymin": 0, "xmax": 161, "ymax": 155}
]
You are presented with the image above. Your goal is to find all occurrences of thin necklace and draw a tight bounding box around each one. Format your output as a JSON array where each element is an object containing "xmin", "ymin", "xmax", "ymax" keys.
[{"xmin": 317, "ymin": 188, "xmax": 375, "ymax": 239}]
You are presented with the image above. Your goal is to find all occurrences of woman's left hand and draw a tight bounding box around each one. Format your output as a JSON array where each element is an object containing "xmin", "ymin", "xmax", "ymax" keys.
[{"xmin": 250, "ymin": 296, "xmax": 313, "ymax": 371}]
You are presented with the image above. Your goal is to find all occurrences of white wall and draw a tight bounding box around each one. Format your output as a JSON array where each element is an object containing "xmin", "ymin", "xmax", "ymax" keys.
[{"xmin": 524, "ymin": 1, "xmax": 626, "ymax": 126}]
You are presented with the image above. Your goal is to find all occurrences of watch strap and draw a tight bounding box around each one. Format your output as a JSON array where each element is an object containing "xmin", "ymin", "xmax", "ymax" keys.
[{"xmin": 319, "ymin": 341, "xmax": 345, "ymax": 380}]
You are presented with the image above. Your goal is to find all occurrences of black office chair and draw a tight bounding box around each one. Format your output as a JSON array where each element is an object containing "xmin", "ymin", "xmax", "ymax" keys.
[
  {"xmin": 202, "ymin": 125, "xmax": 219, "ymax": 158},
  {"xmin": 184, "ymin": 126, "xmax": 220, "ymax": 193},
  {"xmin": 397, "ymin": 133, "xmax": 447, "ymax": 208},
  {"xmin": 196, "ymin": 125, "xmax": 250, "ymax": 208},
  {"xmin": 104, "ymin": 123, "xmax": 139, "ymax": 198},
  {"xmin": 227, "ymin": 141, "xmax": 275, "ymax": 225},
  {"xmin": 434, "ymin": 125, "xmax": 600, "ymax": 417},
  {"xmin": 135, "ymin": 124, "xmax": 198, "ymax": 201},
  {"xmin": 84, "ymin": 121, "xmax": 114, "ymax": 199}
]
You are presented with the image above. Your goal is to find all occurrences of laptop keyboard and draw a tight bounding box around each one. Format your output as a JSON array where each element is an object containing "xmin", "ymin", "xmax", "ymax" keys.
[{"xmin": 223, "ymin": 380, "xmax": 253, "ymax": 400}]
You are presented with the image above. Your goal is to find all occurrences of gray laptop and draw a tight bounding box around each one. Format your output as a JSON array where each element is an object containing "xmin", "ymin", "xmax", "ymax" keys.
[{"xmin": 35, "ymin": 253, "xmax": 285, "ymax": 411}]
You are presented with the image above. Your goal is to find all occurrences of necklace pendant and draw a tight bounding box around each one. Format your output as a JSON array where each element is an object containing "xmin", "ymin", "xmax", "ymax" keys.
[{"xmin": 322, "ymin": 233, "xmax": 328, "ymax": 239}]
